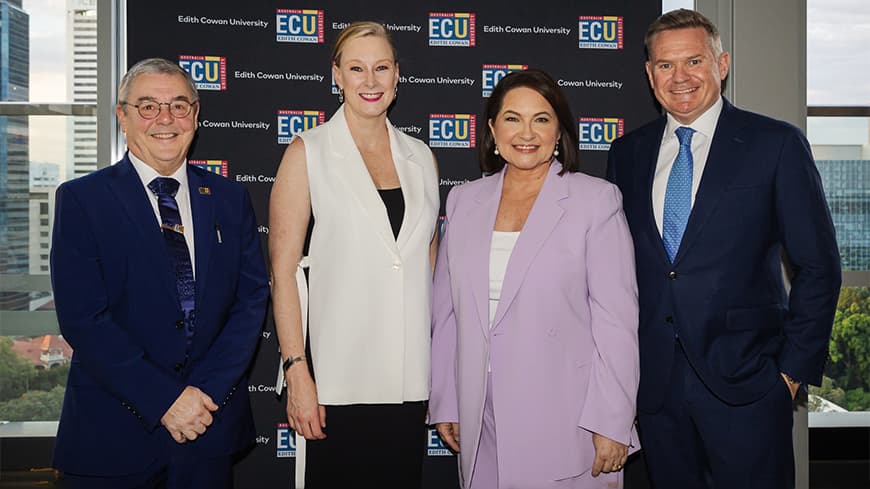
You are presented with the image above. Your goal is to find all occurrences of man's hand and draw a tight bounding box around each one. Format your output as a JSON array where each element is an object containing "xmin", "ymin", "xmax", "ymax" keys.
[
  {"xmin": 435, "ymin": 422, "xmax": 460, "ymax": 453},
  {"xmin": 781, "ymin": 372, "xmax": 800, "ymax": 400},
  {"xmin": 591, "ymin": 432, "xmax": 628, "ymax": 477},
  {"xmin": 161, "ymin": 386, "xmax": 218, "ymax": 443}
]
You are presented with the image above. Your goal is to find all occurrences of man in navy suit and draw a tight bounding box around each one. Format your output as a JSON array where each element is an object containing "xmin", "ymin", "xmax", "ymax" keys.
[
  {"xmin": 607, "ymin": 9, "xmax": 840, "ymax": 489},
  {"xmin": 50, "ymin": 58, "xmax": 269, "ymax": 489}
]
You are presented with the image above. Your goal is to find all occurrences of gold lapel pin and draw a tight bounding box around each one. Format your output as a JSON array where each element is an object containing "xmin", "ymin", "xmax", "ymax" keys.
[{"xmin": 198, "ymin": 187, "xmax": 211, "ymax": 195}]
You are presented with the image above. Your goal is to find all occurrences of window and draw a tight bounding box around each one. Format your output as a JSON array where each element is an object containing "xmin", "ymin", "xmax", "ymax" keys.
[
  {"xmin": 806, "ymin": 0, "xmax": 870, "ymax": 427},
  {"xmin": 0, "ymin": 0, "xmax": 99, "ymax": 426}
]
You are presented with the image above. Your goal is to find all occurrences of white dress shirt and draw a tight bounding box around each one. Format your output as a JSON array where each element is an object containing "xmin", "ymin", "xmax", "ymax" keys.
[
  {"xmin": 128, "ymin": 153, "xmax": 196, "ymax": 276},
  {"xmin": 652, "ymin": 96, "xmax": 723, "ymax": 235}
]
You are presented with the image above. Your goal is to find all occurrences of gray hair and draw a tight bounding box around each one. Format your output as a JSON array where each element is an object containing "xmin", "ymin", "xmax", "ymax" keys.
[
  {"xmin": 645, "ymin": 9, "xmax": 724, "ymax": 59},
  {"xmin": 117, "ymin": 58, "xmax": 198, "ymax": 107}
]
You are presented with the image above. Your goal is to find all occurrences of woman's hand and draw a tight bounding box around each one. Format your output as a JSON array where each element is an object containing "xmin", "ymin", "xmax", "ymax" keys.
[
  {"xmin": 285, "ymin": 367, "xmax": 326, "ymax": 440},
  {"xmin": 435, "ymin": 422, "xmax": 461, "ymax": 453},
  {"xmin": 591, "ymin": 432, "xmax": 628, "ymax": 476}
]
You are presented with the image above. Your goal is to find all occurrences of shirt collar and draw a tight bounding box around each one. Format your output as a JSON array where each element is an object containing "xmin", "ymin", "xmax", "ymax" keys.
[
  {"xmin": 128, "ymin": 152, "xmax": 189, "ymax": 192},
  {"xmin": 665, "ymin": 96, "xmax": 723, "ymax": 141}
]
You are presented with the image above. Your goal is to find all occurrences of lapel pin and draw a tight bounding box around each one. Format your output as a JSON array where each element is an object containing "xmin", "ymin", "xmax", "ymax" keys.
[{"xmin": 198, "ymin": 187, "xmax": 211, "ymax": 195}]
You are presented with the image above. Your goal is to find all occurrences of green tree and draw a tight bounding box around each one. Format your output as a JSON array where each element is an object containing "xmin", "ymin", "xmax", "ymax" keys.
[
  {"xmin": 809, "ymin": 375, "xmax": 847, "ymax": 411},
  {"xmin": 0, "ymin": 386, "xmax": 65, "ymax": 421},
  {"xmin": 0, "ymin": 337, "xmax": 36, "ymax": 402},
  {"xmin": 825, "ymin": 287, "xmax": 870, "ymax": 391},
  {"xmin": 31, "ymin": 364, "xmax": 70, "ymax": 392}
]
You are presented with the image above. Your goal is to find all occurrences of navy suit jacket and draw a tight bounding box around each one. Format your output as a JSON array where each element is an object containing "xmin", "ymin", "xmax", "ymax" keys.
[
  {"xmin": 607, "ymin": 99, "xmax": 841, "ymax": 412},
  {"xmin": 50, "ymin": 155, "xmax": 269, "ymax": 476}
]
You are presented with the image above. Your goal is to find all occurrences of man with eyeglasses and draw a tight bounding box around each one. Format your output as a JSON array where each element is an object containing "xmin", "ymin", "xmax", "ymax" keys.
[{"xmin": 50, "ymin": 57, "xmax": 269, "ymax": 489}]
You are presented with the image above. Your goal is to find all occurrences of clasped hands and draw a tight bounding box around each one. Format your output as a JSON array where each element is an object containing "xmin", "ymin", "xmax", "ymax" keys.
[{"xmin": 160, "ymin": 386, "xmax": 218, "ymax": 443}]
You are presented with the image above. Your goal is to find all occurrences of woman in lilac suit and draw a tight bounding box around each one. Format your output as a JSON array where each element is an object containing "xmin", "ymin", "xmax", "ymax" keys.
[{"xmin": 430, "ymin": 70, "xmax": 640, "ymax": 489}]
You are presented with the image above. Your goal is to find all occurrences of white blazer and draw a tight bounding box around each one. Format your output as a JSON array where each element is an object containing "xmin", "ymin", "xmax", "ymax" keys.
[{"xmin": 298, "ymin": 106, "xmax": 439, "ymax": 404}]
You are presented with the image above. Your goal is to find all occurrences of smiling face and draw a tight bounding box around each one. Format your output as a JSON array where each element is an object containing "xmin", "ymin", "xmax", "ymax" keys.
[
  {"xmin": 646, "ymin": 26, "xmax": 729, "ymax": 125},
  {"xmin": 116, "ymin": 73, "xmax": 199, "ymax": 175},
  {"xmin": 333, "ymin": 35, "xmax": 399, "ymax": 120},
  {"xmin": 488, "ymin": 87, "xmax": 560, "ymax": 173}
]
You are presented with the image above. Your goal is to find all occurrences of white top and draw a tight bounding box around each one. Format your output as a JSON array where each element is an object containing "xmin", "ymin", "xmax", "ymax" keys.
[
  {"xmin": 652, "ymin": 96, "xmax": 723, "ymax": 235},
  {"xmin": 128, "ymin": 152, "xmax": 196, "ymax": 277},
  {"xmin": 489, "ymin": 231, "xmax": 520, "ymax": 325}
]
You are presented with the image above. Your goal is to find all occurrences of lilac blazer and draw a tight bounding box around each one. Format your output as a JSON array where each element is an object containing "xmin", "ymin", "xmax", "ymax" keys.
[{"xmin": 430, "ymin": 161, "xmax": 640, "ymax": 487}]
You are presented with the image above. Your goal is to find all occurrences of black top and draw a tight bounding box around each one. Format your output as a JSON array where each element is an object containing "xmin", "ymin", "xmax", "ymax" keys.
[{"xmin": 377, "ymin": 187, "xmax": 404, "ymax": 240}]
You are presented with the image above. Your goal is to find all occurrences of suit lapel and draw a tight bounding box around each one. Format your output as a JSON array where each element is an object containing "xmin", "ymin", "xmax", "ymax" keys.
[
  {"xmin": 467, "ymin": 171, "xmax": 502, "ymax": 337},
  {"xmin": 108, "ymin": 155, "xmax": 178, "ymax": 304},
  {"xmin": 326, "ymin": 108, "xmax": 400, "ymax": 255},
  {"xmin": 491, "ymin": 162, "xmax": 567, "ymax": 330},
  {"xmin": 673, "ymin": 100, "xmax": 744, "ymax": 265},
  {"xmin": 390, "ymin": 122, "xmax": 423, "ymax": 251},
  {"xmin": 188, "ymin": 166, "xmax": 215, "ymax": 306}
]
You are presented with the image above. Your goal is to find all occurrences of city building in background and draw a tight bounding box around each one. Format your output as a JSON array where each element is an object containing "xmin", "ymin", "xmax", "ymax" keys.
[
  {"xmin": 0, "ymin": 0, "xmax": 30, "ymax": 310},
  {"xmin": 66, "ymin": 0, "xmax": 97, "ymax": 179},
  {"xmin": 814, "ymin": 139, "xmax": 870, "ymax": 271}
]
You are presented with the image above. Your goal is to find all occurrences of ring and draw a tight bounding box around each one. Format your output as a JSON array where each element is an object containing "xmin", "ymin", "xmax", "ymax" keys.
[{"xmin": 613, "ymin": 464, "xmax": 622, "ymax": 470}]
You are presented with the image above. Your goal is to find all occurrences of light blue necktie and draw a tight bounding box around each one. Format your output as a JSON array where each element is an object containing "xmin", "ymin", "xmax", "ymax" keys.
[{"xmin": 662, "ymin": 126, "xmax": 695, "ymax": 262}]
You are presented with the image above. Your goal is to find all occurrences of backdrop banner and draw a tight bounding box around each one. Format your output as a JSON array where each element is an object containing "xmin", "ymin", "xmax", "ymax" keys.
[{"xmin": 126, "ymin": 1, "xmax": 662, "ymax": 487}]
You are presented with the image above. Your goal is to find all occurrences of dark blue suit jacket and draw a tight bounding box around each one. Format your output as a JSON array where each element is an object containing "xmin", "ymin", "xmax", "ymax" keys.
[
  {"xmin": 607, "ymin": 99, "xmax": 841, "ymax": 412},
  {"xmin": 50, "ymin": 155, "xmax": 269, "ymax": 476}
]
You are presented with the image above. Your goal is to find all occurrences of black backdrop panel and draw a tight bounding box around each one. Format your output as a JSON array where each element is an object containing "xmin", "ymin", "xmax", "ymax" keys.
[{"xmin": 126, "ymin": 1, "xmax": 661, "ymax": 487}]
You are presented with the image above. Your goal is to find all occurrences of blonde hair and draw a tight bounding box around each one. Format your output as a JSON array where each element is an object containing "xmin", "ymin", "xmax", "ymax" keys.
[{"xmin": 332, "ymin": 21, "xmax": 397, "ymax": 66}]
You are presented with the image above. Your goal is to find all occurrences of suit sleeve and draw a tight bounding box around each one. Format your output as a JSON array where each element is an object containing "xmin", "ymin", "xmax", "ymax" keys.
[
  {"xmin": 576, "ymin": 183, "xmax": 640, "ymax": 446},
  {"xmin": 51, "ymin": 183, "xmax": 185, "ymax": 429},
  {"xmin": 774, "ymin": 128, "xmax": 841, "ymax": 386},
  {"xmin": 189, "ymin": 187, "xmax": 270, "ymax": 406},
  {"xmin": 429, "ymin": 188, "xmax": 460, "ymax": 424}
]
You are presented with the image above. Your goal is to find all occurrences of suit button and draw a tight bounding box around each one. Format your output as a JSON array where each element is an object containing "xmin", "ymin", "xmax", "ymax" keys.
[
  {"xmin": 668, "ymin": 271, "xmax": 678, "ymax": 280},
  {"xmin": 665, "ymin": 316, "xmax": 674, "ymax": 323},
  {"xmin": 175, "ymin": 320, "xmax": 184, "ymax": 329},
  {"xmin": 174, "ymin": 363, "xmax": 183, "ymax": 372}
]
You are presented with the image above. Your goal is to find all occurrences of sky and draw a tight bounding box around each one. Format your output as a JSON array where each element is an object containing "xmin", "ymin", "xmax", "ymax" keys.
[{"xmin": 20, "ymin": 0, "xmax": 870, "ymax": 166}]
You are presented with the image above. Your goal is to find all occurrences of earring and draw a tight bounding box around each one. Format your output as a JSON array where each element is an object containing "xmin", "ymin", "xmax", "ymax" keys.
[
  {"xmin": 553, "ymin": 141, "xmax": 560, "ymax": 157},
  {"xmin": 394, "ymin": 86, "xmax": 398, "ymax": 99},
  {"xmin": 338, "ymin": 88, "xmax": 344, "ymax": 104},
  {"xmin": 494, "ymin": 146, "xmax": 500, "ymax": 156}
]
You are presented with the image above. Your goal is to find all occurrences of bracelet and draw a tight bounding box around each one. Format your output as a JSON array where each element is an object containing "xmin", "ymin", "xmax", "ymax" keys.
[
  {"xmin": 783, "ymin": 373, "xmax": 800, "ymax": 385},
  {"xmin": 282, "ymin": 355, "xmax": 307, "ymax": 372}
]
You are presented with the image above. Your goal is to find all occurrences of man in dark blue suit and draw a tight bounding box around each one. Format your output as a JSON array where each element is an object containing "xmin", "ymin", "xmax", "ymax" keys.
[
  {"xmin": 607, "ymin": 9, "xmax": 841, "ymax": 489},
  {"xmin": 50, "ymin": 58, "xmax": 269, "ymax": 489}
]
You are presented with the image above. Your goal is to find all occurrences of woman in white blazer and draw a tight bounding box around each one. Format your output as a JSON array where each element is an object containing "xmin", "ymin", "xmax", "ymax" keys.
[{"xmin": 269, "ymin": 21, "xmax": 439, "ymax": 488}]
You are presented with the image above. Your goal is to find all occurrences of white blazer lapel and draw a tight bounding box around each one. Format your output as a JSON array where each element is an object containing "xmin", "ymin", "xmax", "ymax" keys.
[
  {"xmin": 390, "ymin": 122, "xmax": 424, "ymax": 251},
  {"xmin": 325, "ymin": 108, "xmax": 399, "ymax": 255}
]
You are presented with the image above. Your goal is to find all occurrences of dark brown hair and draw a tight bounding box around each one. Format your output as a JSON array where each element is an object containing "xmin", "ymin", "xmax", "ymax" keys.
[{"xmin": 479, "ymin": 69, "xmax": 580, "ymax": 175}]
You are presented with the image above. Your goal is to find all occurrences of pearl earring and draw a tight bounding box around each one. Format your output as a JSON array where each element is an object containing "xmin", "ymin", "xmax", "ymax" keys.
[
  {"xmin": 494, "ymin": 146, "xmax": 500, "ymax": 156},
  {"xmin": 553, "ymin": 141, "xmax": 560, "ymax": 157}
]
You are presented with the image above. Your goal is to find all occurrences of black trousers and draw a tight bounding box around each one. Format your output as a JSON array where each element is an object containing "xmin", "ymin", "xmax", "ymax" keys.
[{"xmin": 304, "ymin": 401, "xmax": 428, "ymax": 489}]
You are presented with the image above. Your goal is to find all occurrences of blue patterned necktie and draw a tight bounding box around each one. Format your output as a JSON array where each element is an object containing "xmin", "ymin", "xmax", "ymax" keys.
[
  {"xmin": 148, "ymin": 177, "xmax": 196, "ymax": 343},
  {"xmin": 662, "ymin": 126, "xmax": 695, "ymax": 263}
]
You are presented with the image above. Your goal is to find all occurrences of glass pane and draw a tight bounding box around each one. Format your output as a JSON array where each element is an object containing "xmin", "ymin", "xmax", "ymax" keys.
[
  {"xmin": 809, "ymin": 117, "xmax": 870, "ymax": 272},
  {"xmin": 807, "ymin": 0, "xmax": 870, "ymax": 105},
  {"xmin": 807, "ymin": 116, "xmax": 870, "ymax": 421},
  {"xmin": 1, "ymin": 0, "xmax": 98, "ymax": 424}
]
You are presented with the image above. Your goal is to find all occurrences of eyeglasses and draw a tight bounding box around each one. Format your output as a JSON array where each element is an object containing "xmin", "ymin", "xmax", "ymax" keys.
[{"xmin": 121, "ymin": 100, "xmax": 198, "ymax": 119}]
